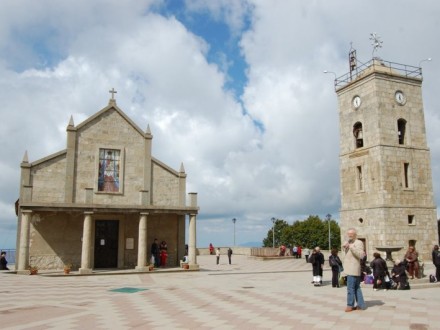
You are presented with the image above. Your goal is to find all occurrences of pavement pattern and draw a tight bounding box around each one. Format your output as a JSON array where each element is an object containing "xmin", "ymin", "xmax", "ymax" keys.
[{"xmin": 0, "ymin": 255, "xmax": 439, "ymax": 329}]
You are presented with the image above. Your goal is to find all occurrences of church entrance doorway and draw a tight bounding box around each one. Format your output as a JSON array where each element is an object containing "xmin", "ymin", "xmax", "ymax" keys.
[{"xmin": 94, "ymin": 220, "xmax": 119, "ymax": 268}]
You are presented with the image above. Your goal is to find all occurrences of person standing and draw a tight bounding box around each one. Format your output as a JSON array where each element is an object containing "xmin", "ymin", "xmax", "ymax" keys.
[
  {"xmin": 311, "ymin": 247, "xmax": 324, "ymax": 286},
  {"xmin": 209, "ymin": 243, "xmax": 214, "ymax": 255},
  {"xmin": 303, "ymin": 247, "xmax": 310, "ymax": 263},
  {"xmin": 159, "ymin": 240, "xmax": 168, "ymax": 267},
  {"xmin": 329, "ymin": 248, "xmax": 343, "ymax": 288},
  {"xmin": 216, "ymin": 247, "xmax": 220, "ymax": 265},
  {"xmin": 227, "ymin": 247, "xmax": 233, "ymax": 265},
  {"xmin": 297, "ymin": 246, "xmax": 302, "ymax": 259},
  {"xmin": 432, "ymin": 245, "xmax": 440, "ymax": 281},
  {"xmin": 151, "ymin": 239, "xmax": 160, "ymax": 267},
  {"xmin": 343, "ymin": 228, "xmax": 366, "ymax": 312},
  {"xmin": 0, "ymin": 251, "xmax": 9, "ymax": 270},
  {"xmin": 404, "ymin": 246, "xmax": 420, "ymax": 279}
]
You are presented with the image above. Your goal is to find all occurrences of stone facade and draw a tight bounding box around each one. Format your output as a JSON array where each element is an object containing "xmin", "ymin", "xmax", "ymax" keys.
[
  {"xmin": 337, "ymin": 59, "xmax": 438, "ymax": 261},
  {"xmin": 16, "ymin": 98, "xmax": 199, "ymax": 273}
]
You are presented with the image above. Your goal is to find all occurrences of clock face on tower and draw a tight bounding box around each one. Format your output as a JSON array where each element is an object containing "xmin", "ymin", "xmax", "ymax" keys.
[
  {"xmin": 352, "ymin": 95, "xmax": 361, "ymax": 109},
  {"xmin": 395, "ymin": 91, "xmax": 406, "ymax": 105}
]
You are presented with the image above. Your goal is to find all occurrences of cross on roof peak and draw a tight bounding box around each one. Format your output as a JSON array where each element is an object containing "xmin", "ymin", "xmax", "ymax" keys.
[{"xmin": 109, "ymin": 88, "xmax": 117, "ymax": 100}]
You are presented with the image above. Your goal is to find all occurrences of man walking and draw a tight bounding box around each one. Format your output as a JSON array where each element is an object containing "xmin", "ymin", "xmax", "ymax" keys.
[
  {"xmin": 343, "ymin": 228, "xmax": 367, "ymax": 312},
  {"xmin": 227, "ymin": 247, "xmax": 233, "ymax": 265}
]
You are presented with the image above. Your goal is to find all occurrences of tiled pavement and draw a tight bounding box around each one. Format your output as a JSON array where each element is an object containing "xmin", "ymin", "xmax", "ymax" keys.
[{"xmin": 1, "ymin": 255, "xmax": 439, "ymax": 329}]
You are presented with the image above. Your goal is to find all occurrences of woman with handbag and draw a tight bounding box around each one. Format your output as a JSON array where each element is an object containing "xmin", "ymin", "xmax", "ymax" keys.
[{"xmin": 329, "ymin": 248, "xmax": 343, "ymax": 288}]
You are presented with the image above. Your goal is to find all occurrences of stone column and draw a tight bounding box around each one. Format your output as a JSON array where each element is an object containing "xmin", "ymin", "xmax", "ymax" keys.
[
  {"xmin": 136, "ymin": 212, "xmax": 149, "ymax": 271},
  {"xmin": 188, "ymin": 213, "xmax": 199, "ymax": 269},
  {"xmin": 17, "ymin": 210, "xmax": 32, "ymax": 274},
  {"xmin": 79, "ymin": 212, "xmax": 93, "ymax": 274}
]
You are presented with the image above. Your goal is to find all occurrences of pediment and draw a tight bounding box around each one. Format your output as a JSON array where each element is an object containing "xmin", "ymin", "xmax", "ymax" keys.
[{"xmin": 74, "ymin": 100, "xmax": 146, "ymax": 137}]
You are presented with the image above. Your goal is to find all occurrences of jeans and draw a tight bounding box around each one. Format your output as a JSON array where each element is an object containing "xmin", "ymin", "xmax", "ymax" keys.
[{"xmin": 346, "ymin": 275, "xmax": 366, "ymax": 309}]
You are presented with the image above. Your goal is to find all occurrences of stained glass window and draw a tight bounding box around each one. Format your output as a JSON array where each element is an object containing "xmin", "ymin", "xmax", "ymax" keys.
[{"xmin": 98, "ymin": 149, "xmax": 120, "ymax": 192}]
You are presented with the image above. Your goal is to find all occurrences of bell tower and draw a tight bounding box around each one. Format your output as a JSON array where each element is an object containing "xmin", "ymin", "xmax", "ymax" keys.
[{"xmin": 335, "ymin": 41, "xmax": 438, "ymax": 261}]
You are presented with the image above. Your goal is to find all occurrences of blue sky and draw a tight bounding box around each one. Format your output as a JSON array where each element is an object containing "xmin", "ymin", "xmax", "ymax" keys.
[
  {"xmin": 1, "ymin": 0, "xmax": 440, "ymax": 249},
  {"xmin": 158, "ymin": 0, "xmax": 251, "ymax": 98}
]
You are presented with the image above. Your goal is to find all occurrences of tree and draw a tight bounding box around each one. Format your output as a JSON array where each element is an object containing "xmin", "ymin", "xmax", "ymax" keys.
[
  {"xmin": 262, "ymin": 219, "xmax": 289, "ymax": 247},
  {"xmin": 262, "ymin": 215, "xmax": 341, "ymax": 250}
]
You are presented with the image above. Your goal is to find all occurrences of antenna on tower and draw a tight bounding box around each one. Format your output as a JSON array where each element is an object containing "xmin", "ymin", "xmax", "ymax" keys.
[
  {"xmin": 349, "ymin": 42, "xmax": 357, "ymax": 81},
  {"xmin": 369, "ymin": 33, "xmax": 383, "ymax": 59}
]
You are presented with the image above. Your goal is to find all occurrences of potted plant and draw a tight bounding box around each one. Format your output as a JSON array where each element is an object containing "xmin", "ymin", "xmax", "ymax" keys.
[
  {"xmin": 29, "ymin": 265, "xmax": 38, "ymax": 275},
  {"xmin": 63, "ymin": 263, "xmax": 72, "ymax": 274}
]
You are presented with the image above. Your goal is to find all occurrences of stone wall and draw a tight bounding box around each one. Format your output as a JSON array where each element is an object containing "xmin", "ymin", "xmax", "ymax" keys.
[
  {"xmin": 30, "ymin": 154, "xmax": 67, "ymax": 203},
  {"xmin": 151, "ymin": 162, "xmax": 180, "ymax": 206}
]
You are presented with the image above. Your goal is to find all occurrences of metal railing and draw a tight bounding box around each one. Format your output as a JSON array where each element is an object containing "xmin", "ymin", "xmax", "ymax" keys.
[{"xmin": 335, "ymin": 58, "xmax": 422, "ymax": 90}]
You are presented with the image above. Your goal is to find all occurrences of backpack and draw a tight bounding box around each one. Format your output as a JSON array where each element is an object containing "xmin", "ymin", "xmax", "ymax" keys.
[
  {"xmin": 429, "ymin": 274, "xmax": 437, "ymax": 283},
  {"xmin": 364, "ymin": 274, "xmax": 374, "ymax": 284},
  {"xmin": 329, "ymin": 255, "xmax": 338, "ymax": 267}
]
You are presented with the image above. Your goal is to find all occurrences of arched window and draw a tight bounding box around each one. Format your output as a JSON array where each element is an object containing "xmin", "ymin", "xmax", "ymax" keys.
[
  {"xmin": 397, "ymin": 118, "xmax": 407, "ymax": 145},
  {"xmin": 353, "ymin": 122, "xmax": 363, "ymax": 148}
]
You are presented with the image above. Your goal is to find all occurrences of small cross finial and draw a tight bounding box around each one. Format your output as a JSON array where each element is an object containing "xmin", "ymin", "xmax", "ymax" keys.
[{"xmin": 109, "ymin": 88, "xmax": 117, "ymax": 100}]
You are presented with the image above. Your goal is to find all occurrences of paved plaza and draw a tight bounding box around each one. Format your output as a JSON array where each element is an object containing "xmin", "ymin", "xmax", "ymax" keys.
[{"xmin": 0, "ymin": 255, "xmax": 439, "ymax": 329}]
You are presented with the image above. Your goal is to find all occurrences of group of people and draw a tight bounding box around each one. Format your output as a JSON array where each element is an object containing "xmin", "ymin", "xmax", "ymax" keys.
[
  {"xmin": 150, "ymin": 239, "xmax": 168, "ymax": 268},
  {"xmin": 368, "ymin": 245, "xmax": 425, "ymax": 291},
  {"xmin": 309, "ymin": 227, "xmax": 439, "ymax": 312},
  {"xmin": 309, "ymin": 246, "xmax": 344, "ymax": 288},
  {"xmin": 213, "ymin": 246, "xmax": 233, "ymax": 265},
  {"xmin": 292, "ymin": 245, "xmax": 302, "ymax": 258}
]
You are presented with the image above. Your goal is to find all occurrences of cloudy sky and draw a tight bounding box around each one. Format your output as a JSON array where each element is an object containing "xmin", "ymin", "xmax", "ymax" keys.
[{"xmin": 1, "ymin": 0, "xmax": 440, "ymax": 249}]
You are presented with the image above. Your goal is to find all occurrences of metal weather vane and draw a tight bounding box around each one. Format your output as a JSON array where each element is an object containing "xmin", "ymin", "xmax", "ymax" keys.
[{"xmin": 369, "ymin": 33, "xmax": 383, "ymax": 58}]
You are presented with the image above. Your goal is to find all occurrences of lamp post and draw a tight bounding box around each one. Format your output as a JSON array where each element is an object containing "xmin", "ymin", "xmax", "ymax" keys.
[
  {"xmin": 232, "ymin": 218, "xmax": 237, "ymax": 246},
  {"xmin": 326, "ymin": 214, "xmax": 331, "ymax": 251},
  {"xmin": 324, "ymin": 70, "xmax": 337, "ymax": 88},
  {"xmin": 323, "ymin": 70, "xmax": 337, "ymax": 78},
  {"xmin": 271, "ymin": 217, "xmax": 276, "ymax": 248},
  {"xmin": 418, "ymin": 57, "xmax": 432, "ymax": 67}
]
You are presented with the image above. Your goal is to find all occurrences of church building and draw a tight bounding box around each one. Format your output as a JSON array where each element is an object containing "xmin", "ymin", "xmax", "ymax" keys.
[{"xmin": 16, "ymin": 93, "xmax": 199, "ymax": 273}]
